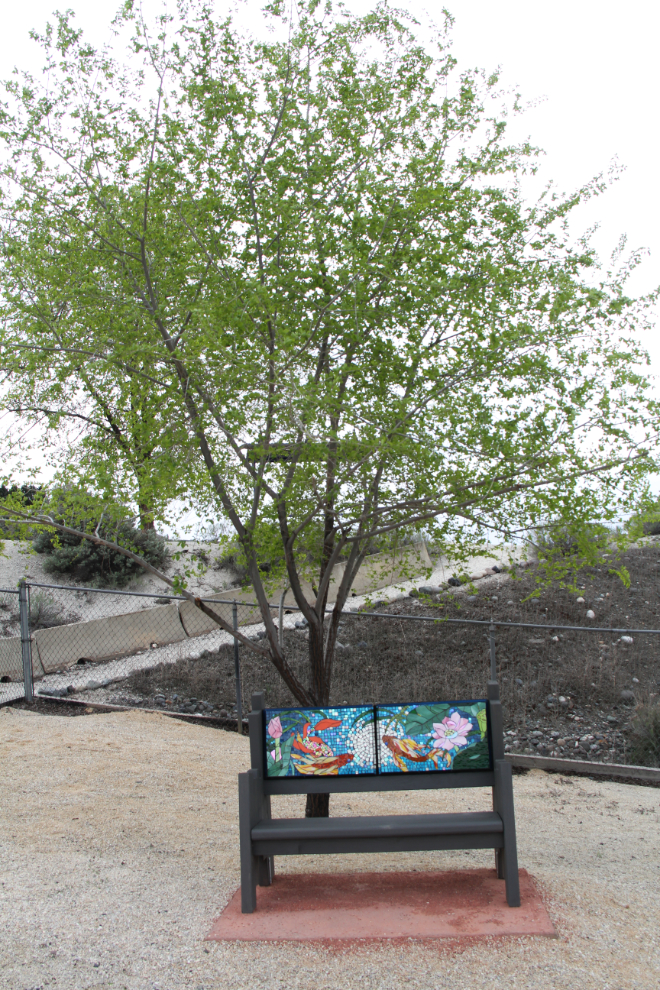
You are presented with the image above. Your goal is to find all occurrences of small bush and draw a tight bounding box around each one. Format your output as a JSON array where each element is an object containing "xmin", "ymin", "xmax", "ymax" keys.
[
  {"xmin": 33, "ymin": 521, "xmax": 168, "ymax": 588},
  {"xmin": 29, "ymin": 592, "xmax": 79, "ymax": 630},
  {"xmin": 627, "ymin": 705, "xmax": 660, "ymax": 768}
]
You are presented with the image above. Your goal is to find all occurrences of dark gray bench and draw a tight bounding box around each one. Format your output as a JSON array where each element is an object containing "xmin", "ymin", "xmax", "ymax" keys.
[{"xmin": 239, "ymin": 681, "xmax": 520, "ymax": 912}]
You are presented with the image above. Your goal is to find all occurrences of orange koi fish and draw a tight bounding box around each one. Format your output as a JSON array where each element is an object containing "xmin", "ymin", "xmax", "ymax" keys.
[
  {"xmin": 291, "ymin": 752, "xmax": 355, "ymax": 775},
  {"xmin": 382, "ymin": 735, "xmax": 449, "ymax": 771}
]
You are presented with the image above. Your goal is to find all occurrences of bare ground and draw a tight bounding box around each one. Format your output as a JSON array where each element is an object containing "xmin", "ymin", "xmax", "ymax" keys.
[{"xmin": 1, "ymin": 707, "xmax": 659, "ymax": 990}]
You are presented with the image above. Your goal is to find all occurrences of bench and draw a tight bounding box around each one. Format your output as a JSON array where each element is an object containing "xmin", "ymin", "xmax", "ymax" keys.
[{"xmin": 238, "ymin": 680, "xmax": 520, "ymax": 912}]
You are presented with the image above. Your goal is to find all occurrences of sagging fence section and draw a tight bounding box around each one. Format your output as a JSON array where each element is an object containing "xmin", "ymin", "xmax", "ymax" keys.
[{"xmin": 1, "ymin": 581, "xmax": 659, "ymax": 746}]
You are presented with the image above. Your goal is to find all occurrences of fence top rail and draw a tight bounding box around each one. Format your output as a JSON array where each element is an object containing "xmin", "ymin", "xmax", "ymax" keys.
[
  {"xmin": 0, "ymin": 588, "xmax": 19, "ymax": 594},
  {"xmin": 348, "ymin": 611, "xmax": 660, "ymax": 636},
  {"xmin": 23, "ymin": 581, "xmax": 660, "ymax": 636}
]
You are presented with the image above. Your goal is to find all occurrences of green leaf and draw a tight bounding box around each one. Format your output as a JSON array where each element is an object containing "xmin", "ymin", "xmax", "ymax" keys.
[
  {"xmin": 452, "ymin": 738, "xmax": 491, "ymax": 771},
  {"xmin": 266, "ymin": 735, "xmax": 293, "ymax": 777},
  {"xmin": 404, "ymin": 704, "xmax": 451, "ymax": 737}
]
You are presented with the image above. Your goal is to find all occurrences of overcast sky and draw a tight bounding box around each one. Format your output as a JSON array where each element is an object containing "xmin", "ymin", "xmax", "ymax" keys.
[{"xmin": 1, "ymin": 1, "xmax": 658, "ymax": 499}]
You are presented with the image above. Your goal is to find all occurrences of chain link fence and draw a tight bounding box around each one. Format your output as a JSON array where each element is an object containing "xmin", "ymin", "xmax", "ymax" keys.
[{"xmin": 1, "ymin": 580, "xmax": 659, "ymax": 764}]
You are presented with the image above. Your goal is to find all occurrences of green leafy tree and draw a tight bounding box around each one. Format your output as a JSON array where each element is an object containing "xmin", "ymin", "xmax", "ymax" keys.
[{"xmin": 1, "ymin": 3, "xmax": 658, "ymax": 816}]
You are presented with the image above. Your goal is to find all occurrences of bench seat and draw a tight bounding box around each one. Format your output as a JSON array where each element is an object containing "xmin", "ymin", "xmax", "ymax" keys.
[{"xmin": 252, "ymin": 810, "xmax": 504, "ymax": 856}]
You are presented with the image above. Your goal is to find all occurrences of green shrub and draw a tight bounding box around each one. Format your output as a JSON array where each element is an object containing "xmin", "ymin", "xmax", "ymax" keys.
[
  {"xmin": 627, "ymin": 705, "xmax": 660, "ymax": 768},
  {"xmin": 33, "ymin": 521, "xmax": 168, "ymax": 588}
]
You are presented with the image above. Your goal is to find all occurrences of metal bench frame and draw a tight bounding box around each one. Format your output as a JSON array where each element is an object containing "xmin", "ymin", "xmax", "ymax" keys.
[{"xmin": 239, "ymin": 680, "xmax": 520, "ymax": 912}]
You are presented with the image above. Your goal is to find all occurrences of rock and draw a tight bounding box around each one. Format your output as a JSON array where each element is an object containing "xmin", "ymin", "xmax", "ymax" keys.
[
  {"xmin": 576, "ymin": 596, "xmax": 585, "ymax": 603},
  {"xmin": 408, "ymin": 589, "xmax": 420, "ymax": 598},
  {"xmin": 492, "ymin": 566, "xmax": 502, "ymax": 573},
  {"xmin": 558, "ymin": 695, "xmax": 568, "ymax": 705},
  {"xmin": 550, "ymin": 635, "xmax": 559, "ymax": 642},
  {"xmin": 86, "ymin": 680, "xmax": 101, "ymax": 691},
  {"xmin": 294, "ymin": 618, "xmax": 308, "ymax": 629},
  {"xmin": 515, "ymin": 678, "xmax": 523, "ymax": 686},
  {"xmin": 531, "ymin": 729, "xmax": 543, "ymax": 737},
  {"xmin": 418, "ymin": 585, "xmax": 441, "ymax": 595},
  {"xmin": 491, "ymin": 595, "xmax": 498, "ymax": 602},
  {"xmin": 220, "ymin": 709, "xmax": 228, "ymax": 717},
  {"xmin": 448, "ymin": 577, "xmax": 461, "ymax": 587},
  {"xmin": 356, "ymin": 640, "xmax": 369, "ymax": 649},
  {"xmin": 38, "ymin": 687, "xmax": 68, "ymax": 698},
  {"xmin": 632, "ymin": 677, "xmax": 639, "ymax": 684},
  {"xmin": 620, "ymin": 690, "xmax": 635, "ymax": 703},
  {"xmin": 335, "ymin": 642, "xmax": 349, "ymax": 651},
  {"xmin": 585, "ymin": 610, "xmax": 596, "ymax": 619},
  {"xmin": 507, "ymin": 600, "xmax": 514, "ymax": 605},
  {"xmin": 467, "ymin": 595, "xmax": 478, "ymax": 602},
  {"xmin": 606, "ymin": 715, "xmax": 617, "ymax": 725},
  {"xmin": 415, "ymin": 650, "xmax": 424, "ymax": 656},
  {"xmin": 620, "ymin": 635, "xmax": 634, "ymax": 644}
]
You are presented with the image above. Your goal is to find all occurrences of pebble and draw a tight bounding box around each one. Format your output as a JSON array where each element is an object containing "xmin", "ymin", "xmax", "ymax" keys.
[
  {"xmin": 585, "ymin": 610, "xmax": 595, "ymax": 619},
  {"xmin": 632, "ymin": 677, "xmax": 639, "ymax": 684},
  {"xmin": 620, "ymin": 690, "xmax": 635, "ymax": 702},
  {"xmin": 448, "ymin": 577, "xmax": 461, "ymax": 587},
  {"xmin": 620, "ymin": 635, "xmax": 634, "ymax": 644},
  {"xmin": 356, "ymin": 641, "xmax": 369, "ymax": 649},
  {"xmin": 576, "ymin": 597, "xmax": 585, "ymax": 603},
  {"xmin": 418, "ymin": 585, "xmax": 441, "ymax": 595}
]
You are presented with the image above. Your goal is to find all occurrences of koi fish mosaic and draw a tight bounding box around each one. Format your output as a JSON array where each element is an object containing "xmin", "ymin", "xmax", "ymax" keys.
[
  {"xmin": 264, "ymin": 705, "xmax": 377, "ymax": 777},
  {"xmin": 375, "ymin": 701, "xmax": 491, "ymax": 773},
  {"xmin": 263, "ymin": 700, "xmax": 491, "ymax": 777}
]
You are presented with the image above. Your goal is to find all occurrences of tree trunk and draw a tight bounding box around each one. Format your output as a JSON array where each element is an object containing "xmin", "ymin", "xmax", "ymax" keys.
[
  {"xmin": 139, "ymin": 505, "xmax": 155, "ymax": 530},
  {"xmin": 306, "ymin": 620, "xmax": 331, "ymax": 816},
  {"xmin": 305, "ymin": 793, "xmax": 329, "ymax": 817}
]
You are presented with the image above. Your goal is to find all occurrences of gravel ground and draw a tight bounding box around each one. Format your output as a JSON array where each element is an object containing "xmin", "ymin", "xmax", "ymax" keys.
[{"xmin": 1, "ymin": 708, "xmax": 659, "ymax": 990}]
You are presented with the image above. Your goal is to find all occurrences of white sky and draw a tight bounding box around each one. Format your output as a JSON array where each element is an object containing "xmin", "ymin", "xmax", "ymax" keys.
[{"xmin": 1, "ymin": 0, "xmax": 658, "ymax": 502}]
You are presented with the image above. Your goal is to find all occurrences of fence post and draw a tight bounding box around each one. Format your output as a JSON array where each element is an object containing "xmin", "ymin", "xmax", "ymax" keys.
[
  {"xmin": 233, "ymin": 602, "xmax": 243, "ymax": 734},
  {"xmin": 18, "ymin": 579, "xmax": 34, "ymax": 703},
  {"xmin": 489, "ymin": 622, "xmax": 497, "ymax": 682}
]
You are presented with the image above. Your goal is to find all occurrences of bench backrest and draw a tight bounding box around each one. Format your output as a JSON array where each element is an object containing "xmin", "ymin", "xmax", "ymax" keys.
[{"xmin": 248, "ymin": 682, "xmax": 505, "ymax": 796}]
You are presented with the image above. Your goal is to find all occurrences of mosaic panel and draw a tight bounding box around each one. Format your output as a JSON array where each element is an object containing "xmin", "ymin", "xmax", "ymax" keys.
[
  {"xmin": 263, "ymin": 705, "xmax": 377, "ymax": 777},
  {"xmin": 376, "ymin": 700, "xmax": 491, "ymax": 773}
]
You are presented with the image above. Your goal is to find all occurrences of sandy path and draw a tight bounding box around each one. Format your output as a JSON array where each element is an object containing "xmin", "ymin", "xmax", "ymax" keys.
[{"xmin": 0, "ymin": 708, "xmax": 658, "ymax": 990}]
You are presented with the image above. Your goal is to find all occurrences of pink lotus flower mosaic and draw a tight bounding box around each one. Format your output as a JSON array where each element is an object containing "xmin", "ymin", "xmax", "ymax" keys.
[{"xmin": 431, "ymin": 712, "xmax": 472, "ymax": 752}]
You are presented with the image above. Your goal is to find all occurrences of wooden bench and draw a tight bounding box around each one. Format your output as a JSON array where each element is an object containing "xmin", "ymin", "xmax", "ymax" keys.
[{"xmin": 238, "ymin": 681, "xmax": 520, "ymax": 912}]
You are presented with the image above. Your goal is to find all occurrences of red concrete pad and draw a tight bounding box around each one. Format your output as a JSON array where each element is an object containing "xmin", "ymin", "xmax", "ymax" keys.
[{"xmin": 207, "ymin": 868, "xmax": 556, "ymax": 943}]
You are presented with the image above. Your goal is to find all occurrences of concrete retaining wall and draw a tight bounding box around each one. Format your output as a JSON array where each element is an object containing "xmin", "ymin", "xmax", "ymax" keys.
[{"xmin": 33, "ymin": 603, "xmax": 186, "ymax": 674}]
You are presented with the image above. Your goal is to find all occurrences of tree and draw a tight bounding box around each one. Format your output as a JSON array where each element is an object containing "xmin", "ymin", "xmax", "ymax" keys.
[{"xmin": 1, "ymin": 1, "xmax": 658, "ymax": 813}]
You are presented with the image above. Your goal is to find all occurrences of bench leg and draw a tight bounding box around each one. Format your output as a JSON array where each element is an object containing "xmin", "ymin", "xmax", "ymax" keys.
[
  {"xmin": 494, "ymin": 760, "xmax": 521, "ymax": 907},
  {"xmin": 257, "ymin": 855, "xmax": 274, "ymax": 886},
  {"xmin": 238, "ymin": 772, "xmax": 258, "ymax": 913},
  {"xmin": 495, "ymin": 848, "xmax": 504, "ymax": 879}
]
